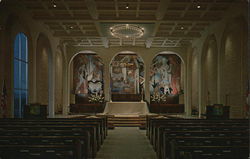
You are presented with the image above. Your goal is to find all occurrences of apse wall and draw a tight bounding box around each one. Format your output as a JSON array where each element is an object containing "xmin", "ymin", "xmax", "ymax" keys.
[{"xmin": 67, "ymin": 47, "xmax": 187, "ymax": 105}]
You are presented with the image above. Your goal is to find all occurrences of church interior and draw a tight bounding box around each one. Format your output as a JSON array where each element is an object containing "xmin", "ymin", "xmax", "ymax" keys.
[{"xmin": 0, "ymin": 0, "xmax": 249, "ymax": 158}]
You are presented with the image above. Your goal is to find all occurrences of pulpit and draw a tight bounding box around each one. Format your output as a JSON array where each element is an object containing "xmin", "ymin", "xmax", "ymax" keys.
[
  {"xmin": 206, "ymin": 104, "xmax": 230, "ymax": 119},
  {"xmin": 24, "ymin": 103, "xmax": 47, "ymax": 119}
]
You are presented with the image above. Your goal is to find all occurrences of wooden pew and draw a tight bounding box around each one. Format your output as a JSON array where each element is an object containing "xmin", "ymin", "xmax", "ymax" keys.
[
  {"xmin": 0, "ymin": 116, "xmax": 108, "ymax": 158},
  {"xmin": 0, "ymin": 136, "xmax": 87, "ymax": 159},
  {"xmin": 161, "ymin": 131, "xmax": 249, "ymax": 159},
  {"xmin": 148, "ymin": 118, "xmax": 248, "ymax": 148},
  {"xmin": 146, "ymin": 117, "xmax": 249, "ymax": 159},
  {"xmin": 0, "ymin": 124, "xmax": 98, "ymax": 157},
  {"xmin": 0, "ymin": 130, "xmax": 92, "ymax": 158},
  {"xmin": 155, "ymin": 124, "xmax": 248, "ymax": 151},
  {"xmin": 0, "ymin": 120, "xmax": 102, "ymax": 149},
  {"xmin": 0, "ymin": 116, "xmax": 108, "ymax": 142}
]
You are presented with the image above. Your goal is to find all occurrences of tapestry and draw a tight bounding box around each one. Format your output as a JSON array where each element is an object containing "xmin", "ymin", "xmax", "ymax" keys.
[
  {"xmin": 110, "ymin": 54, "xmax": 144, "ymax": 94},
  {"xmin": 73, "ymin": 54, "xmax": 104, "ymax": 97},
  {"xmin": 150, "ymin": 54, "xmax": 181, "ymax": 95}
]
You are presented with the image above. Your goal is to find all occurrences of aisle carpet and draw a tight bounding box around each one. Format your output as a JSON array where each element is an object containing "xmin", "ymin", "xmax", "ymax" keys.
[{"xmin": 96, "ymin": 127, "xmax": 157, "ymax": 159}]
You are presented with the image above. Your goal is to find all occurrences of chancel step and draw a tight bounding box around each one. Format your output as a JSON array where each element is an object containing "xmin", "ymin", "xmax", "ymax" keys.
[{"xmin": 107, "ymin": 115, "xmax": 146, "ymax": 129}]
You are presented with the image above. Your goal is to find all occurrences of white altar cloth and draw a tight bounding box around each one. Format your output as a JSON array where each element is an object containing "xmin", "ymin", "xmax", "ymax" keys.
[{"xmin": 103, "ymin": 102, "xmax": 149, "ymax": 115}]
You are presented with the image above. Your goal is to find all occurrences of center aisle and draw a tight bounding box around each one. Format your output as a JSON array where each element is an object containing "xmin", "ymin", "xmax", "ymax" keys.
[{"xmin": 96, "ymin": 127, "xmax": 157, "ymax": 159}]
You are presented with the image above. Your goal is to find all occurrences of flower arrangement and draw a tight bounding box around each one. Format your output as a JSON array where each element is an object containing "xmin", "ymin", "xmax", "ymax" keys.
[
  {"xmin": 88, "ymin": 94, "xmax": 104, "ymax": 103},
  {"xmin": 151, "ymin": 93, "xmax": 166, "ymax": 103}
]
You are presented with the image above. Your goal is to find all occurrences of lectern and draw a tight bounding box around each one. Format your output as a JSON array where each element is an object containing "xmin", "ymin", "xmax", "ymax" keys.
[
  {"xmin": 24, "ymin": 103, "xmax": 47, "ymax": 119},
  {"xmin": 206, "ymin": 104, "xmax": 230, "ymax": 119}
]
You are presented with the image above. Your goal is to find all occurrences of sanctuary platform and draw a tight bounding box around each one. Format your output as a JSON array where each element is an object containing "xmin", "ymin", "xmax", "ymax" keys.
[{"xmin": 103, "ymin": 101, "xmax": 149, "ymax": 115}]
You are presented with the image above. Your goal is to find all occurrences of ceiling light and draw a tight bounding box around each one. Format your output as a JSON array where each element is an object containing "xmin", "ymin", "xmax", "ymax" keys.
[
  {"xmin": 197, "ymin": 5, "xmax": 201, "ymax": 9},
  {"xmin": 52, "ymin": 2, "xmax": 57, "ymax": 8},
  {"xmin": 70, "ymin": 26, "xmax": 73, "ymax": 29},
  {"xmin": 181, "ymin": 26, "xmax": 184, "ymax": 30},
  {"xmin": 110, "ymin": 24, "xmax": 144, "ymax": 39},
  {"xmin": 125, "ymin": 3, "xmax": 129, "ymax": 9}
]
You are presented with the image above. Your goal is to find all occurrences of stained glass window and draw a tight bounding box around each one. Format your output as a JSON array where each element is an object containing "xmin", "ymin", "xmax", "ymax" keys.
[{"xmin": 14, "ymin": 33, "xmax": 28, "ymax": 118}]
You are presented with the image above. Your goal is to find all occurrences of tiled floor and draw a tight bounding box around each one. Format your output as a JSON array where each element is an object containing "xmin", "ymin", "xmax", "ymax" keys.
[{"xmin": 96, "ymin": 127, "xmax": 157, "ymax": 159}]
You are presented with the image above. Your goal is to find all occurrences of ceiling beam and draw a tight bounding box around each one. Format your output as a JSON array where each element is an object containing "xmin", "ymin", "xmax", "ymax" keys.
[
  {"xmin": 136, "ymin": 0, "xmax": 141, "ymax": 18},
  {"xmin": 119, "ymin": 38, "xmax": 122, "ymax": 46},
  {"xmin": 101, "ymin": 37, "xmax": 109, "ymax": 48},
  {"xmin": 155, "ymin": 0, "xmax": 169, "ymax": 20},
  {"xmin": 86, "ymin": 38, "xmax": 93, "ymax": 46},
  {"xmin": 169, "ymin": 23, "xmax": 178, "ymax": 35},
  {"xmin": 161, "ymin": 38, "xmax": 169, "ymax": 47},
  {"xmin": 152, "ymin": 22, "xmax": 161, "ymax": 36},
  {"xmin": 114, "ymin": 0, "xmax": 119, "ymax": 18},
  {"xmin": 145, "ymin": 38, "xmax": 154, "ymax": 48},
  {"xmin": 38, "ymin": 0, "xmax": 53, "ymax": 16},
  {"xmin": 94, "ymin": 21, "xmax": 103, "ymax": 36},
  {"xmin": 61, "ymin": 0, "xmax": 73, "ymax": 17},
  {"xmin": 85, "ymin": 0, "xmax": 99, "ymax": 20},
  {"xmin": 200, "ymin": 0, "xmax": 216, "ymax": 18},
  {"xmin": 152, "ymin": 0, "xmax": 169, "ymax": 36},
  {"xmin": 184, "ymin": 22, "xmax": 196, "ymax": 35},
  {"xmin": 33, "ymin": 18, "xmax": 220, "ymax": 22},
  {"xmin": 132, "ymin": 38, "xmax": 136, "ymax": 46},
  {"xmin": 55, "ymin": 34, "xmax": 199, "ymax": 39},
  {"xmin": 180, "ymin": 2, "xmax": 192, "ymax": 18}
]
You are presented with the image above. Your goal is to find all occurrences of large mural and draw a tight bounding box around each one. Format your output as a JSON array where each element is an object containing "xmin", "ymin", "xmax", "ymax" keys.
[
  {"xmin": 150, "ymin": 54, "xmax": 182, "ymax": 96},
  {"xmin": 73, "ymin": 54, "xmax": 104, "ymax": 97},
  {"xmin": 110, "ymin": 54, "xmax": 144, "ymax": 94}
]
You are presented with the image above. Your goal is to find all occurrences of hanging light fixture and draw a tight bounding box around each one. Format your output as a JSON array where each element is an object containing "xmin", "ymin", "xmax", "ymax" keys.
[
  {"xmin": 110, "ymin": 24, "xmax": 144, "ymax": 39},
  {"xmin": 125, "ymin": 3, "xmax": 129, "ymax": 9},
  {"xmin": 52, "ymin": 0, "xmax": 57, "ymax": 8}
]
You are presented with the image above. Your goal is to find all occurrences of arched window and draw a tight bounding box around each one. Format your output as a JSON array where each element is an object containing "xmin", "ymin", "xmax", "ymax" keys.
[{"xmin": 14, "ymin": 33, "xmax": 28, "ymax": 118}]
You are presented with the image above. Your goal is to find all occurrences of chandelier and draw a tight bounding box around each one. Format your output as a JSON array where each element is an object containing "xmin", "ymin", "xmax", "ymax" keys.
[{"xmin": 110, "ymin": 24, "xmax": 144, "ymax": 39}]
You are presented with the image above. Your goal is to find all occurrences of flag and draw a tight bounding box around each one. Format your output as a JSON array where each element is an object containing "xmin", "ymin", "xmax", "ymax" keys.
[
  {"xmin": 245, "ymin": 79, "xmax": 250, "ymax": 117},
  {"xmin": 0, "ymin": 80, "xmax": 7, "ymax": 118}
]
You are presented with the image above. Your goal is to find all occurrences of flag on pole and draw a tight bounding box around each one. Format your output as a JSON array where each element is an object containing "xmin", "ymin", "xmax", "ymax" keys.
[
  {"xmin": 0, "ymin": 80, "xmax": 7, "ymax": 118},
  {"xmin": 246, "ymin": 79, "xmax": 250, "ymax": 117}
]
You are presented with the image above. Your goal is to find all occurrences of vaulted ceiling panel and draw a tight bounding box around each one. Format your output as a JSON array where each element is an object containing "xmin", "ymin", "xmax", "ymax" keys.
[{"xmin": 17, "ymin": 0, "xmax": 246, "ymax": 48}]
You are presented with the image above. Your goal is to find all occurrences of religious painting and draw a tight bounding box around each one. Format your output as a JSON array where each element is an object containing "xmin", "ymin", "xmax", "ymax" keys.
[
  {"xmin": 73, "ymin": 54, "xmax": 104, "ymax": 97},
  {"xmin": 110, "ymin": 54, "xmax": 144, "ymax": 94},
  {"xmin": 150, "ymin": 54, "xmax": 181, "ymax": 96}
]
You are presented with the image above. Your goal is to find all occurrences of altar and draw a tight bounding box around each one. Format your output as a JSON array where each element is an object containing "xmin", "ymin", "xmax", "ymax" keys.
[{"xmin": 103, "ymin": 102, "xmax": 149, "ymax": 115}]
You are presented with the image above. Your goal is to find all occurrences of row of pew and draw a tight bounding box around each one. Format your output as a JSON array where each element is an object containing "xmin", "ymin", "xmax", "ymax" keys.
[
  {"xmin": 0, "ymin": 115, "xmax": 108, "ymax": 159},
  {"xmin": 147, "ymin": 115, "xmax": 249, "ymax": 159}
]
